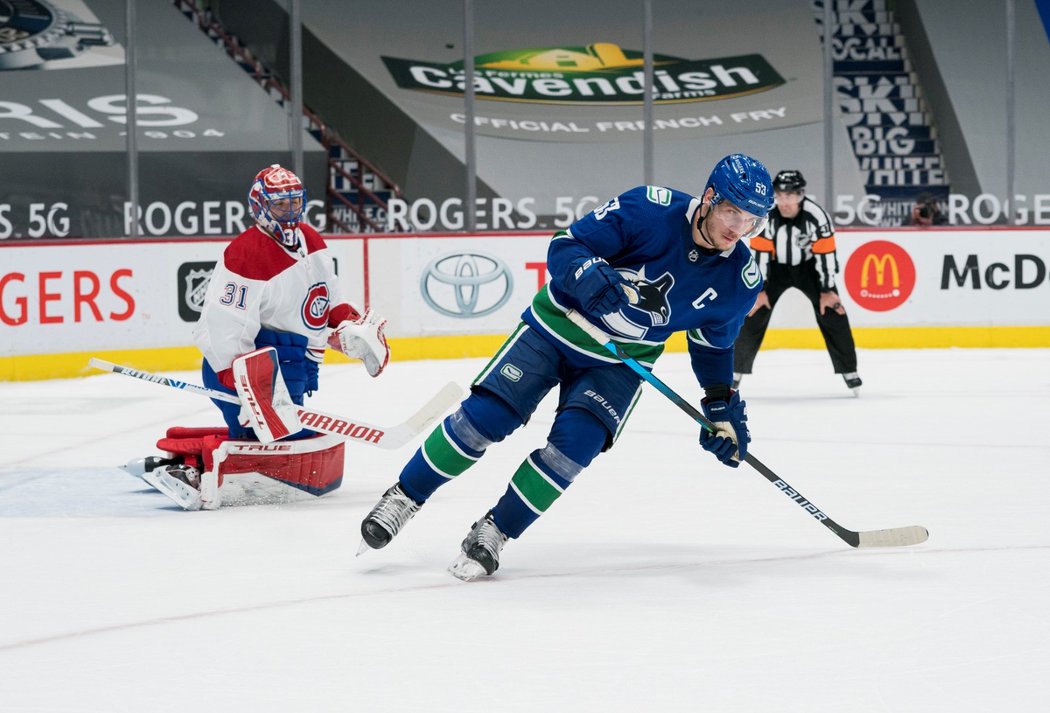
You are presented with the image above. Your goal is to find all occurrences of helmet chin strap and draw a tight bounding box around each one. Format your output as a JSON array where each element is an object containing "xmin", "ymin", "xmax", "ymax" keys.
[{"xmin": 694, "ymin": 202, "xmax": 720, "ymax": 253}]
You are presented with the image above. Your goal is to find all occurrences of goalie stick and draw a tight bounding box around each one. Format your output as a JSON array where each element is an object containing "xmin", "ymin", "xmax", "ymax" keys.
[
  {"xmin": 565, "ymin": 310, "xmax": 928, "ymax": 549},
  {"xmin": 88, "ymin": 358, "xmax": 463, "ymax": 451}
]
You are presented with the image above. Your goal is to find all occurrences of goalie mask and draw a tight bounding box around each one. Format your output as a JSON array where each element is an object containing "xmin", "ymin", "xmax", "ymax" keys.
[{"xmin": 248, "ymin": 164, "xmax": 307, "ymax": 248}]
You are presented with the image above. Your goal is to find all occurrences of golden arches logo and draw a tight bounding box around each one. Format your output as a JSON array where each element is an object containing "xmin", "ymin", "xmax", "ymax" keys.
[
  {"xmin": 844, "ymin": 240, "xmax": 915, "ymax": 312},
  {"xmin": 860, "ymin": 253, "xmax": 900, "ymax": 289}
]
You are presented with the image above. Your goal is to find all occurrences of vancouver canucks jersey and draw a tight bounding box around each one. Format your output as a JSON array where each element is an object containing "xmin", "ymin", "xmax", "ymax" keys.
[{"xmin": 522, "ymin": 185, "xmax": 762, "ymax": 388}]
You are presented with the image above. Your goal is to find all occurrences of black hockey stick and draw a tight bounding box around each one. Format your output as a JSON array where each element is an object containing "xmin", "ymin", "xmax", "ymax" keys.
[{"xmin": 567, "ymin": 311, "xmax": 928, "ymax": 548}]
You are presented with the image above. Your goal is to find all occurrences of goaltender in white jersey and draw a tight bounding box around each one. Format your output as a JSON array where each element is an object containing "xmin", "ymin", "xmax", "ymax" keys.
[{"xmin": 126, "ymin": 164, "xmax": 391, "ymax": 510}]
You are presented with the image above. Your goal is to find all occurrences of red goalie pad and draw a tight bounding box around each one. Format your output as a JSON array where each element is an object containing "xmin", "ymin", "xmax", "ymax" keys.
[
  {"xmin": 154, "ymin": 427, "xmax": 344, "ymax": 504},
  {"xmin": 212, "ymin": 438, "xmax": 345, "ymax": 495},
  {"xmin": 156, "ymin": 426, "xmax": 229, "ymax": 471}
]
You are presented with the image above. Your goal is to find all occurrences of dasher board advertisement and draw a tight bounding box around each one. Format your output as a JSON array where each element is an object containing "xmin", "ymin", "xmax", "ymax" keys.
[
  {"xmin": 0, "ymin": 238, "xmax": 365, "ymax": 357},
  {"xmin": 2, "ymin": 229, "xmax": 1048, "ymax": 364}
]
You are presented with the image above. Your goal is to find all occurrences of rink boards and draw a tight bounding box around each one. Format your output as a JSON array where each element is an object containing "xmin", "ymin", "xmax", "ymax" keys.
[{"xmin": 2, "ymin": 227, "xmax": 1049, "ymax": 380}]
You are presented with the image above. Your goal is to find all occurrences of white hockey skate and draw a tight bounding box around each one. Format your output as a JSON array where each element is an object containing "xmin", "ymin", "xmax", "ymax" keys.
[
  {"xmin": 134, "ymin": 461, "xmax": 204, "ymax": 511},
  {"xmin": 448, "ymin": 512, "xmax": 508, "ymax": 581}
]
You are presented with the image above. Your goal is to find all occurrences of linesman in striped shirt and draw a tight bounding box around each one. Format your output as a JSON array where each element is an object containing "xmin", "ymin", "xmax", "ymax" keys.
[{"xmin": 733, "ymin": 170, "xmax": 862, "ymax": 394}]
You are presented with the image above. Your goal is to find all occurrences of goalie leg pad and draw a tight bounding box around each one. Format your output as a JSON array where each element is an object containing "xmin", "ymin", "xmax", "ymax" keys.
[
  {"xmin": 212, "ymin": 433, "xmax": 346, "ymax": 496},
  {"xmin": 138, "ymin": 429, "xmax": 344, "ymax": 509},
  {"xmin": 232, "ymin": 347, "xmax": 303, "ymax": 443},
  {"xmin": 156, "ymin": 426, "xmax": 229, "ymax": 470}
]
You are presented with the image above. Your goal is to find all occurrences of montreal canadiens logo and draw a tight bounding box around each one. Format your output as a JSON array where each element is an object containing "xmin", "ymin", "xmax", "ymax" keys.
[{"xmin": 301, "ymin": 283, "xmax": 331, "ymax": 330}]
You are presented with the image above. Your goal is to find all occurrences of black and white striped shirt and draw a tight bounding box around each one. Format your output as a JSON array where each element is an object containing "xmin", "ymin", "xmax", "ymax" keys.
[{"xmin": 750, "ymin": 196, "xmax": 840, "ymax": 291}]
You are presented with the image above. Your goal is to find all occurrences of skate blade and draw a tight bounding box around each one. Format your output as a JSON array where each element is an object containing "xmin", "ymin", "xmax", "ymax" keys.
[
  {"xmin": 447, "ymin": 553, "xmax": 488, "ymax": 581},
  {"xmin": 122, "ymin": 458, "xmax": 150, "ymax": 479},
  {"xmin": 142, "ymin": 469, "xmax": 203, "ymax": 511}
]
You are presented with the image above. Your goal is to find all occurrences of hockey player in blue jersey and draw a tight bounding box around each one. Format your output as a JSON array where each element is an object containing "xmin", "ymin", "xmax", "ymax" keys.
[{"xmin": 359, "ymin": 154, "xmax": 775, "ymax": 580}]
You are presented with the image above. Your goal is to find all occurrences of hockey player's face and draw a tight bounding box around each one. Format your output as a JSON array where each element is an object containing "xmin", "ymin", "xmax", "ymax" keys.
[
  {"xmin": 270, "ymin": 196, "xmax": 305, "ymax": 222},
  {"xmin": 701, "ymin": 200, "xmax": 763, "ymax": 250},
  {"xmin": 774, "ymin": 190, "xmax": 803, "ymax": 218}
]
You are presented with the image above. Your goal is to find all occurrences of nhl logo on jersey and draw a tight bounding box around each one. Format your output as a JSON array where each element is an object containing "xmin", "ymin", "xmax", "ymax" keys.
[
  {"xmin": 177, "ymin": 262, "xmax": 216, "ymax": 322},
  {"xmin": 301, "ymin": 282, "xmax": 331, "ymax": 330}
]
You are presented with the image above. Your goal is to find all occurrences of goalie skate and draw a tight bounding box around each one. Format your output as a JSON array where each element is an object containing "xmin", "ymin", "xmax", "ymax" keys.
[
  {"xmin": 140, "ymin": 464, "xmax": 204, "ymax": 511},
  {"xmin": 123, "ymin": 456, "xmax": 179, "ymax": 479}
]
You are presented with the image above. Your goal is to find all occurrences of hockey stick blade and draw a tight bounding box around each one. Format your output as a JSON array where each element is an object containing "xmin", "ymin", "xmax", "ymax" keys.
[
  {"xmin": 88, "ymin": 358, "xmax": 463, "ymax": 450},
  {"xmin": 856, "ymin": 525, "xmax": 929, "ymax": 548},
  {"xmin": 362, "ymin": 381, "xmax": 464, "ymax": 449},
  {"xmin": 563, "ymin": 311, "xmax": 929, "ymax": 549}
]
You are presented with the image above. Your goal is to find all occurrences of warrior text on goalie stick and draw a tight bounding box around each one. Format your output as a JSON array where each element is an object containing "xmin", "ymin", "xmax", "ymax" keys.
[{"xmin": 89, "ymin": 358, "xmax": 463, "ymax": 451}]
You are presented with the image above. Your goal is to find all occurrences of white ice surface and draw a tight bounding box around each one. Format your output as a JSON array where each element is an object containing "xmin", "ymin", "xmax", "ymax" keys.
[{"xmin": 2, "ymin": 349, "xmax": 1049, "ymax": 712}]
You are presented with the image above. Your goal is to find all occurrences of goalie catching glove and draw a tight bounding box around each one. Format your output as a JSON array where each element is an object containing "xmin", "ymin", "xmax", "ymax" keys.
[
  {"xmin": 328, "ymin": 308, "xmax": 390, "ymax": 377},
  {"xmin": 699, "ymin": 390, "xmax": 750, "ymax": 467}
]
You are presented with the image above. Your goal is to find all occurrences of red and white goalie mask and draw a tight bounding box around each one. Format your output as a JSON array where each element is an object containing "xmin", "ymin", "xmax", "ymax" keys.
[{"xmin": 248, "ymin": 164, "xmax": 307, "ymax": 248}]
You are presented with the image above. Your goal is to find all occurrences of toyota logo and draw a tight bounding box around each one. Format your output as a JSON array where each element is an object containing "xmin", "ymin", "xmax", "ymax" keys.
[{"xmin": 420, "ymin": 251, "xmax": 514, "ymax": 318}]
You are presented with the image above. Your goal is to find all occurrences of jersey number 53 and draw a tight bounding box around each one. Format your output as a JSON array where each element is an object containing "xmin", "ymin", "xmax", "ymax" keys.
[{"xmin": 593, "ymin": 197, "xmax": 621, "ymax": 220}]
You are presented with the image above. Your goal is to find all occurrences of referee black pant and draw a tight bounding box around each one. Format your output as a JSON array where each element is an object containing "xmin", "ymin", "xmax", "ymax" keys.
[{"xmin": 733, "ymin": 260, "xmax": 859, "ymax": 375}]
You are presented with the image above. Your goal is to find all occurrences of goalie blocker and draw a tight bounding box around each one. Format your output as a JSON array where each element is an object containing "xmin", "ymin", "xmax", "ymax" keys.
[{"xmin": 127, "ymin": 426, "xmax": 345, "ymax": 510}]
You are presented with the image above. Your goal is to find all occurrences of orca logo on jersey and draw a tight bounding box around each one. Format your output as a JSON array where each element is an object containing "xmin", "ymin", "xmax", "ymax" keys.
[
  {"xmin": 599, "ymin": 267, "xmax": 675, "ymax": 339},
  {"xmin": 301, "ymin": 283, "xmax": 331, "ymax": 330},
  {"xmin": 631, "ymin": 273, "xmax": 674, "ymax": 325}
]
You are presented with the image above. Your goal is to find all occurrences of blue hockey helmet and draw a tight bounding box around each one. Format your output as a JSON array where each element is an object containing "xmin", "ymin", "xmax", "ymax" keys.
[{"xmin": 705, "ymin": 154, "xmax": 775, "ymax": 217}]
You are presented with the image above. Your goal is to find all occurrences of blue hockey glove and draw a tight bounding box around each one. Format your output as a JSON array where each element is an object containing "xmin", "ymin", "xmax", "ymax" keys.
[
  {"xmin": 305, "ymin": 358, "xmax": 319, "ymax": 395},
  {"xmin": 699, "ymin": 391, "xmax": 750, "ymax": 468},
  {"xmin": 571, "ymin": 256, "xmax": 631, "ymax": 317},
  {"xmin": 255, "ymin": 328, "xmax": 310, "ymax": 404}
]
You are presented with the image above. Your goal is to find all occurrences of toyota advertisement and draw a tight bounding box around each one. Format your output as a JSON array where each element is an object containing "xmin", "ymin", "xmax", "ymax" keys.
[{"xmin": 3, "ymin": 228, "xmax": 1048, "ymax": 378}]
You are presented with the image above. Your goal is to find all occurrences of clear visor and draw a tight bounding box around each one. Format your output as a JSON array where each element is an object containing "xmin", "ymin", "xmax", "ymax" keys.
[
  {"xmin": 266, "ymin": 190, "xmax": 306, "ymax": 224},
  {"xmin": 710, "ymin": 200, "xmax": 768, "ymax": 241},
  {"xmin": 774, "ymin": 189, "xmax": 804, "ymax": 204}
]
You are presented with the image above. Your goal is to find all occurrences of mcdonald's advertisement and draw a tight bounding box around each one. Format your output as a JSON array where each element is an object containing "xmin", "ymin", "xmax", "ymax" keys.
[
  {"xmin": 2, "ymin": 229, "xmax": 1049, "ymax": 364},
  {"xmin": 834, "ymin": 230, "xmax": 1050, "ymax": 327}
]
